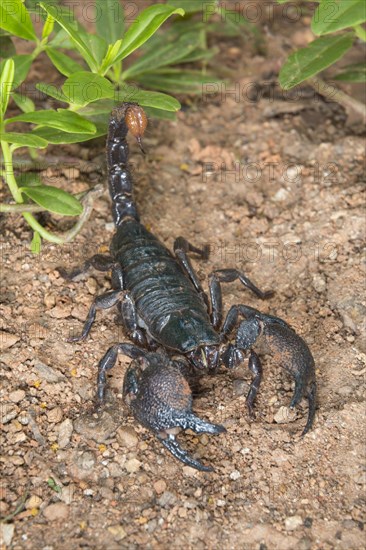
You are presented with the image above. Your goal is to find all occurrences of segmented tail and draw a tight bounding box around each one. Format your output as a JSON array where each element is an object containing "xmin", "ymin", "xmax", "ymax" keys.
[{"xmin": 107, "ymin": 103, "xmax": 147, "ymax": 226}]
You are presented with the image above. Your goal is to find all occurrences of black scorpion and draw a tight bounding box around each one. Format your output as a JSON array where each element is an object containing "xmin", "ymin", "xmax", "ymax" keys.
[{"xmin": 65, "ymin": 103, "xmax": 316, "ymax": 471}]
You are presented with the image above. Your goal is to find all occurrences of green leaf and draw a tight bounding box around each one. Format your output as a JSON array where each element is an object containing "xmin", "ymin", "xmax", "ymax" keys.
[
  {"xmin": 18, "ymin": 172, "xmax": 42, "ymax": 187},
  {"xmin": 39, "ymin": 3, "xmax": 98, "ymax": 71},
  {"xmin": 0, "ymin": 0, "xmax": 36, "ymax": 41},
  {"xmin": 143, "ymin": 106, "xmax": 176, "ymax": 120},
  {"xmin": 312, "ymin": 0, "xmax": 366, "ymax": 35},
  {"xmin": 48, "ymin": 28, "xmax": 75, "ymax": 50},
  {"xmin": 81, "ymin": 33, "xmax": 108, "ymax": 68},
  {"xmin": 95, "ymin": 0, "xmax": 124, "ymax": 43},
  {"xmin": 135, "ymin": 69, "xmax": 219, "ymax": 94},
  {"xmin": 334, "ymin": 62, "xmax": 366, "ymax": 82},
  {"xmin": 31, "ymin": 231, "xmax": 42, "ymax": 254},
  {"xmin": 20, "ymin": 185, "xmax": 83, "ymax": 216},
  {"xmin": 112, "ymin": 5, "xmax": 185, "ymax": 64},
  {"xmin": 0, "ymin": 35, "xmax": 16, "ymax": 58},
  {"xmin": 42, "ymin": 12, "xmax": 55, "ymax": 39},
  {"xmin": 115, "ymin": 88, "xmax": 180, "ymax": 111},
  {"xmin": 0, "ymin": 58, "xmax": 14, "ymax": 118},
  {"xmin": 36, "ymin": 82, "xmax": 69, "ymax": 103},
  {"xmin": 122, "ymin": 31, "xmax": 202, "ymax": 79},
  {"xmin": 62, "ymin": 72, "xmax": 114, "ymax": 106},
  {"xmin": 46, "ymin": 47, "xmax": 84, "ymax": 77},
  {"xmin": 32, "ymin": 124, "xmax": 106, "ymax": 144},
  {"xmin": 99, "ymin": 39, "xmax": 123, "ymax": 74},
  {"xmin": 0, "ymin": 131, "xmax": 48, "ymax": 148},
  {"xmin": 279, "ymin": 33, "xmax": 354, "ymax": 90},
  {"xmin": 6, "ymin": 109, "xmax": 96, "ymax": 134},
  {"xmin": 12, "ymin": 92, "xmax": 35, "ymax": 113},
  {"xmin": 0, "ymin": 54, "xmax": 33, "ymax": 90}
]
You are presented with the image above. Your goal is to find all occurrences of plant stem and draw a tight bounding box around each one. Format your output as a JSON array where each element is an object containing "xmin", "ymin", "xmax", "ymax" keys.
[
  {"xmin": 1, "ymin": 139, "xmax": 104, "ymax": 244},
  {"xmin": 307, "ymin": 76, "xmax": 366, "ymax": 123},
  {"xmin": 0, "ymin": 203, "xmax": 48, "ymax": 213}
]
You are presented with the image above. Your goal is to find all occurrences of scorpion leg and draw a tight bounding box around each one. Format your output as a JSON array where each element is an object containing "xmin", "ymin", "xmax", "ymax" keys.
[
  {"xmin": 68, "ymin": 290, "xmax": 123, "ymax": 342},
  {"xmin": 174, "ymin": 237, "xmax": 210, "ymax": 307},
  {"xmin": 97, "ymin": 342, "xmax": 150, "ymax": 402},
  {"xmin": 119, "ymin": 292, "xmax": 148, "ymax": 347},
  {"xmin": 208, "ymin": 269, "xmax": 273, "ymax": 329},
  {"xmin": 123, "ymin": 355, "xmax": 226, "ymax": 472},
  {"xmin": 58, "ymin": 254, "xmax": 116, "ymax": 280}
]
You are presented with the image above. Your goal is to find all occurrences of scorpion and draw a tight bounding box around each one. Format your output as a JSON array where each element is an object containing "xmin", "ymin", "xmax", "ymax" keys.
[{"xmin": 64, "ymin": 103, "xmax": 316, "ymax": 472}]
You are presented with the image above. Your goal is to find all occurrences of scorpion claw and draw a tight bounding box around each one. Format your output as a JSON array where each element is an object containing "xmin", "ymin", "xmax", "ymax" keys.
[
  {"xmin": 123, "ymin": 355, "xmax": 224, "ymax": 471},
  {"xmin": 160, "ymin": 434, "xmax": 214, "ymax": 472}
]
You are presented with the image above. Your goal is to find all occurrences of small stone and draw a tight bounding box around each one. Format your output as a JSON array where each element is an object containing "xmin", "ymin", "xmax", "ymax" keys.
[
  {"xmin": 273, "ymin": 406, "xmax": 297, "ymax": 425},
  {"xmin": 124, "ymin": 458, "xmax": 142, "ymax": 473},
  {"xmin": 108, "ymin": 525, "xmax": 127, "ymax": 541},
  {"xmin": 229, "ymin": 470, "xmax": 241, "ymax": 480},
  {"xmin": 44, "ymin": 293, "xmax": 56, "ymax": 308},
  {"xmin": 153, "ymin": 480, "xmax": 167, "ymax": 494},
  {"xmin": 69, "ymin": 450, "xmax": 97, "ymax": 481},
  {"xmin": 0, "ymin": 523, "xmax": 15, "ymax": 546},
  {"xmin": 217, "ymin": 499, "xmax": 226, "ymax": 507},
  {"xmin": 285, "ymin": 515, "xmax": 303, "ymax": 531},
  {"xmin": 233, "ymin": 379, "xmax": 248, "ymax": 396},
  {"xmin": 312, "ymin": 274, "xmax": 326, "ymax": 293},
  {"xmin": 0, "ymin": 332, "xmax": 19, "ymax": 350},
  {"xmin": 273, "ymin": 188, "xmax": 289, "ymax": 202},
  {"xmin": 1, "ymin": 403, "xmax": 18, "ymax": 424},
  {"xmin": 59, "ymin": 484, "xmax": 74, "ymax": 505},
  {"xmin": 47, "ymin": 407, "xmax": 63, "ymax": 424},
  {"xmin": 74, "ymin": 412, "xmax": 118, "ymax": 443},
  {"xmin": 58, "ymin": 419, "xmax": 73, "ymax": 448},
  {"xmin": 49, "ymin": 305, "xmax": 72, "ymax": 319},
  {"xmin": 33, "ymin": 361, "xmax": 65, "ymax": 383},
  {"xmin": 13, "ymin": 431, "xmax": 27, "ymax": 443},
  {"xmin": 43, "ymin": 502, "xmax": 69, "ymax": 521},
  {"xmin": 116, "ymin": 426, "xmax": 138, "ymax": 448},
  {"xmin": 157, "ymin": 491, "xmax": 177, "ymax": 508},
  {"xmin": 26, "ymin": 495, "xmax": 43, "ymax": 509},
  {"xmin": 8, "ymin": 390, "xmax": 25, "ymax": 403}
]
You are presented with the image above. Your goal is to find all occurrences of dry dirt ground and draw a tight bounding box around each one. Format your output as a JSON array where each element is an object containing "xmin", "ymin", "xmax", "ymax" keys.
[{"xmin": 1, "ymin": 3, "xmax": 366, "ymax": 550}]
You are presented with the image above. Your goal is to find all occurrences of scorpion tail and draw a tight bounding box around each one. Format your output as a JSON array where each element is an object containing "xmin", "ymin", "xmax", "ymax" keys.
[{"xmin": 107, "ymin": 103, "xmax": 147, "ymax": 226}]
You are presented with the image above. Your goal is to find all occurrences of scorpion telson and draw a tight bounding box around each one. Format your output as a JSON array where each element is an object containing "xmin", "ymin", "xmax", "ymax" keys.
[{"xmin": 64, "ymin": 103, "xmax": 317, "ymax": 471}]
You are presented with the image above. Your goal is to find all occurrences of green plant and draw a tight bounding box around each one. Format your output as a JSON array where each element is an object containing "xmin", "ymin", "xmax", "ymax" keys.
[
  {"xmin": 277, "ymin": 0, "xmax": 366, "ymax": 119},
  {"xmin": 0, "ymin": 1, "xmax": 184, "ymax": 249},
  {"xmin": 0, "ymin": 1, "xmax": 257, "ymax": 249}
]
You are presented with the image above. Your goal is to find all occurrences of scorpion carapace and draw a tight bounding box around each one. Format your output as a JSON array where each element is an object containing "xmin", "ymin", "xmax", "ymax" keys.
[{"xmin": 65, "ymin": 103, "xmax": 317, "ymax": 471}]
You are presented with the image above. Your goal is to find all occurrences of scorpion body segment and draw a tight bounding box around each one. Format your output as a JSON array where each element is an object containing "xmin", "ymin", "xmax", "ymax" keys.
[{"xmin": 66, "ymin": 103, "xmax": 317, "ymax": 470}]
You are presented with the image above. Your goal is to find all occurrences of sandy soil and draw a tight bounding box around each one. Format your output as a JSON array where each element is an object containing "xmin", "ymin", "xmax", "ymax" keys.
[{"xmin": 1, "ymin": 3, "xmax": 365, "ymax": 549}]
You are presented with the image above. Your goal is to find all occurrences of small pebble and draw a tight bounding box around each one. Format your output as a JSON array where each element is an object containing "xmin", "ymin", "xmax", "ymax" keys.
[
  {"xmin": 26, "ymin": 495, "xmax": 43, "ymax": 510},
  {"xmin": 116, "ymin": 426, "xmax": 138, "ymax": 448},
  {"xmin": 0, "ymin": 332, "xmax": 19, "ymax": 350},
  {"xmin": 47, "ymin": 407, "xmax": 63, "ymax": 424},
  {"xmin": 0, "ymin": 523, "xmax": 15, "ymax": 546},
  {"xmin": 153, "ymin": 480, "xmax": 167, "ymax": 494},
  {"xmin": 108, "ymin": 525, "xmax": 127, "ymax": 541},
  {"xmin": 157, "ymin": 491, "xmax": 177, "ymax": 508},
  {"xmin": 273, "ymin": 406, "xmax": 297, "ymax": 425},
  {"xmin": 8, "ymin": 390, "xmax": 25, "ymax": 403},
  {"xmin": 58, "ymin": 419, "xmax": 73, "ymax": 448},
  {"xmin": 43, "ymin": 502, "xmax": 69, "ymax": 521},
  {"xmin": 285, "ymin": 515, "xmax": 303, "ymax": 531},
  {"xmin": 124, "ymin": 458, "xmax": 142, "ymax": 474},
  {"xmin": 33, "ymin": 361, "xmax": 65, "ymax": 383},
  {"xmin": 230, "ymin": 470, "xmax": 241, "ymax": 480}
]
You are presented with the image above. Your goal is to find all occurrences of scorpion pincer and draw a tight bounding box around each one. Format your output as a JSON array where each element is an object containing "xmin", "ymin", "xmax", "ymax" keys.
[{"xmin": 64, "ymin": 103, "xmax": 316, "ymax": 471}]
